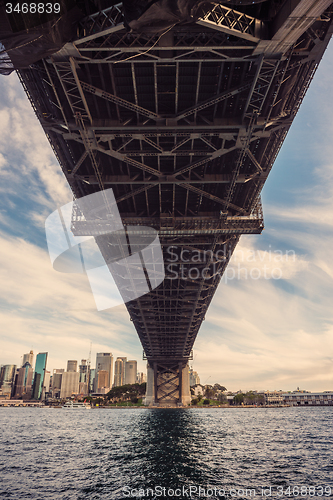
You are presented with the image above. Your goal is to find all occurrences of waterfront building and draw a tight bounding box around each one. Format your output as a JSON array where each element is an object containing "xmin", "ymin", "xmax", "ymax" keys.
[
  {"xmin": 13, "ymin": 362, "xmax": 33, "ymax": 399},
  {"xmin": 22, "ymin": 350, "xmax": 33, "ymax": 367},
  {"xmin": 114, "ymin": 357, "xmax": 127, "ymax": 387},
  {"xmin": 283, "ymin": 391, "xmax": 333, "ymax": 406},
  {"xmin": 60, "ymin": 371, "xmax": 80, "ymax": 399},
  {"xmin": 0, "ymin": 365, "xmax": 16, "ymax": 397},
  {"xmin": 51, "ymin": 369, "xmax": 64, "ymax": 398},
  {"xmin": 95, "ymin": 353, "xmax": 113, "ymax": 391},
  {"xmin": 264, "ymin": 391, "xmax": 284, "ymax": 405},
  {"xmin": 31, "ymin": 353, "xmax": 48, "ymax": 400},
  {"xmin": 125, "ymin": 360, "xmax": 137, "ymax": 385},
  {"xmin": 67, "ymin": 360, "xmax": 77, "ymax": 372}
]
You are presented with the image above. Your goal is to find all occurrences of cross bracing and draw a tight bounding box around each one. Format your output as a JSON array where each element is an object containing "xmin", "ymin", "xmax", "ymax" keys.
[{"xmin": 15, "ymin": 0, "xmax": 333, "ymax": 401}]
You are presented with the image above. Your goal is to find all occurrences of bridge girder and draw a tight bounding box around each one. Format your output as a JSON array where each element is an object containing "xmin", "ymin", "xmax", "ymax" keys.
[{"xmin": 15, "ymin": 0, "xmax": 333, "ymax": 404}]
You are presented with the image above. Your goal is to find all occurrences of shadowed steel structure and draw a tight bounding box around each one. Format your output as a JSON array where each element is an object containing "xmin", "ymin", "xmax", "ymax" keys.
[{"xmin": 13, "ymin": 0, "xmax": 333, "ymax": 405}]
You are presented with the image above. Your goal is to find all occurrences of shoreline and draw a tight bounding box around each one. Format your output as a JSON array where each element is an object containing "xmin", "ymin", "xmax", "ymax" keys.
[{"xmin": 2, "ymin": 404, "xmax": 328, "ymax": 409}]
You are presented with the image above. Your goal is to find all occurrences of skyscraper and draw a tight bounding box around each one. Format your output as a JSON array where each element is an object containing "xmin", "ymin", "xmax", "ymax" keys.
[
  {"xmin": 13, "ymin": 362, "xmax": 33, "ymax": 399},
  {"xmin": 96, "ymin": 370, "xmax": 109, "ymax": 394},
  {"xmin": 31, "ymin": 352, "xmax": 48, "ymax": 400},
  {"xmin": 136, "ymin": 372, "xmax": 146, "ymax": 384},
  {"xmin": 95, "ymin": 353, "xmax": 113, "ymax": 391},
  {"xmin": 22, "ymin": 350, "xmax": 33, "ymax": 367},
  {"xmin": 89, "ymin": 369, "xmax": 96, "ymax": 394},
  {"xmin": 79, "ymin": 359, "xmax": 88, "ymax": 395},
  {"xmin": 44, "ymin": 370, "xmax": 51, "ymax": 396},
  {"xmin": 125, "ymin": 361, "xmax": 137, "ymax": 385},
  {"xmin": 114, "ymin": 357, "xmax": 127, "ymax": 387},
  {"xmin": 67, "ymin": 360, "xmax": 77, "ymax": 372},
  {"xmin": 51, "ymin": 369, "xmax": 64, "ymax": 398},
  {"xmin": 60, "ymin": 371, "xmax": 79, "ymax": 399},
  {"xmin": 189, "ymin": 368, "xmax": 200, "ymax": 387},
  {"xmin": 0, "ymin": 365, "xmax": 17, "ymax": 397}
]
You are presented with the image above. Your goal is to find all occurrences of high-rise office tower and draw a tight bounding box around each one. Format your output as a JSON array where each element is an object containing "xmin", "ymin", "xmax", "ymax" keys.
[
  {"xmin": 96, "ymin": 370, "xmax": 109, "ymax": 393},
  {"xmin": 13, "ymin": 362, "xmax": 33, "ymax": 399},
  {"xmin": 79, "ymin": 359, "xmax": 88, "ymax": 381},
  {"xmin": 136, "ymin": 372, "xmax": 146, "ymax": 384},
  {"xmin": 51, "ymin": 369, "xmax": 64, "ymax": 398},
  {"xmin": 31, "ymin": 353, "xmax": 48, "ymax": 400},
  {"xmin": 22, "ymin": 350, "xmax": 33, "ymax": 367},
  {"xmin": 95, "ymin": 353, "xmax": 113, "ymax": 391},
  {"xmin": 79, "ymin": 359, "xmax": 88, "ymax": 395},
  {"xmin": 67, "ymin": 360, "xmax": 77, "ymax": 372},
  {"xmin": 89, "ymin": 369, "xmax": 96, "ymax": 394},
  {"xmin": 189, "ymin": 368, "xmax": 200, "ymax": 387},
  {"xmin": 114, "ymin": 357, "xmax": 127, "ymax": 387},
  {"xmin": 44, "ymin": 370, "xmax": 51, "ymax": 396},
  {"xmin": 125, "ymin": 361, "xmax": 137, "ymax": 385},
  {"xmin": 60, "ymin": 371, "xmax": 80, "ymax": 399},
  {"xmin": 0, "ymin": 365, "xmax": 16, "ymax": 396}
]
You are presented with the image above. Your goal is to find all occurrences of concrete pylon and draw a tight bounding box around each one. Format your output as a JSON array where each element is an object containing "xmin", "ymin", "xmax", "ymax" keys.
[{"xmin": 144, "ymin": 362, "xmax": 191, "ymax": 406}]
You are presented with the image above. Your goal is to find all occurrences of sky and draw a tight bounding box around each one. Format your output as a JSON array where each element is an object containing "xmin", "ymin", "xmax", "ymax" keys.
[{"xmin": 0, "ymin": 43, "xmax": 333, "ymax": 392}]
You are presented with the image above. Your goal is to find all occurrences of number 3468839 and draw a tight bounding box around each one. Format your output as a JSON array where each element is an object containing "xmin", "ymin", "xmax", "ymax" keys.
[{"xmin": 5, "ymin": 3, "xmax": 61, "ymax": 14}]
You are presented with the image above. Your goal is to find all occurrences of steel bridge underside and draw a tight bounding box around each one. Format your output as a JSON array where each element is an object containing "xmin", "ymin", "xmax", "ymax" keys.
[{"xmin": 17, "ymin": 0, "xmax": 333, "ymax": 403}]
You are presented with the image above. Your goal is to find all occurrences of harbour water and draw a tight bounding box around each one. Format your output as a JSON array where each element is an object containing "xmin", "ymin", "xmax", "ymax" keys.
[{"xmin": 0, "ymin": 407, "xmax": 332, "ymax": 499}]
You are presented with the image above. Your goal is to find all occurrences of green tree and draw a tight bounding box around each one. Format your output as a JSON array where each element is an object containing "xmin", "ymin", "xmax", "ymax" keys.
[
  {"xmin": 255, "ymin": 394, "xmax": 265, "ymax": 405},
  {"xmin": 217, "ymin": 393, "xmax": 227, "ymax": 403},
  {"xmin": 214, "ymin": 384, "xmax": 227, "ymax": 392},
  {"xmin": 107, "ymin": 382, "xmax": 146, "ymax": 402},
  {"xmin": 204, "ymin": 385, "xmax": 215, "ymax": 399},
  {"xmin": 234, "ymin": 393, "xmax": 244, "ymax": 405},
  {"xmin": 191, "ymin": 398, "xmax": 198, "ymax": 405},
  {"xmin": 244, "ymin": 391, "xmax": 255, "ymax": 405},
  {"xmin": 203, "ymin": 399, "xmax": 210, "ymax": 405}
]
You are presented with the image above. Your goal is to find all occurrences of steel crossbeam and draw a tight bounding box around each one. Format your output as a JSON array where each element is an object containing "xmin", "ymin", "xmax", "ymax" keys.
[
  {"xmin": 196, "ymin": 4, "xmax": 261, "ymax": 42},
  {"xmin": 80, "ymin": 80, "xmax": 160, "ymax": 121},
  {"xmin": 75, "ymin": 4, "xmax": 124, "ymax": 45}
]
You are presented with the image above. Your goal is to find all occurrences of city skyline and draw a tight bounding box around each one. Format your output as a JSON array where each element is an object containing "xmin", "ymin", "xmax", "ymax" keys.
[
  {"xmin": 0, "ymin": 44, "xmax": 333, "ymax": 392},
  {"xmin": 0, "ymin": 348, "xmax": 147, "ymax": 400},
  {"xmin": 1, "ymin": 347, "xmax": 331, "ymax": 395}
]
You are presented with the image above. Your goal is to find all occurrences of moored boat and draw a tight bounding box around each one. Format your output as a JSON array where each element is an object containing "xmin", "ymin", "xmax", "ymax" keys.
[{"xmin": 62, "ymin": 401, "xmax": 91, "ymax": 409}]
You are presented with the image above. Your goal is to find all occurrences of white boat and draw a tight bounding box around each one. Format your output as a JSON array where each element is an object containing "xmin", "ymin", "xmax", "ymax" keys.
[{"xmin": 62, "ymin": 401, "xmax": 91, "ymax": 409}]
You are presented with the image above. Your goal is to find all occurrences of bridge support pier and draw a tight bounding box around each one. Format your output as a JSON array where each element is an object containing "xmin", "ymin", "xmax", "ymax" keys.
[{"xmin": 144, "ymin": 362, "xmax": 191, "ymax": 406}]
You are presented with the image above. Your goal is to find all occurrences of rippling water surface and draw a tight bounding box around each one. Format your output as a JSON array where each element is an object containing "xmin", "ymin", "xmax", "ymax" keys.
[{"xmin": 0, "ymin": 407, "xmax": 332, "ymax": 499}]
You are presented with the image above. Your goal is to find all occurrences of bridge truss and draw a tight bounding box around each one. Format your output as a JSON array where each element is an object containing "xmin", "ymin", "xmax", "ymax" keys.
[{"xmin": 16, "ymin": 0, "xmax": 333, "ymax": 404}]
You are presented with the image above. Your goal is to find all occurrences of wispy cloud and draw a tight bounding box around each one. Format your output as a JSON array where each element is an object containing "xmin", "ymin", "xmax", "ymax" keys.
[{"xmin": 0, "ymin": 73, "xmax": 71, "ymax": 209}]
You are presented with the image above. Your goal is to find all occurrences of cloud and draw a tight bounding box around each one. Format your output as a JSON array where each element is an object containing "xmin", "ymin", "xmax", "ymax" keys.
[
  {"xmin": 194, "ymin": 271, "xmax": 333, "ymax": 391},
  {"xmin": 227, "ymin": 238, "xmax": 309, "ymax": 281},
  {"xmin": 0, "ymin": 232, "xmax": 145, "ymax": 372},
  {"xmin": 0, "ymin": 72, "xmax": 71, "ymax": 209},
  {"xmin": 193, "ymin": 138, "xmax": 333, "ymax": 391}
]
